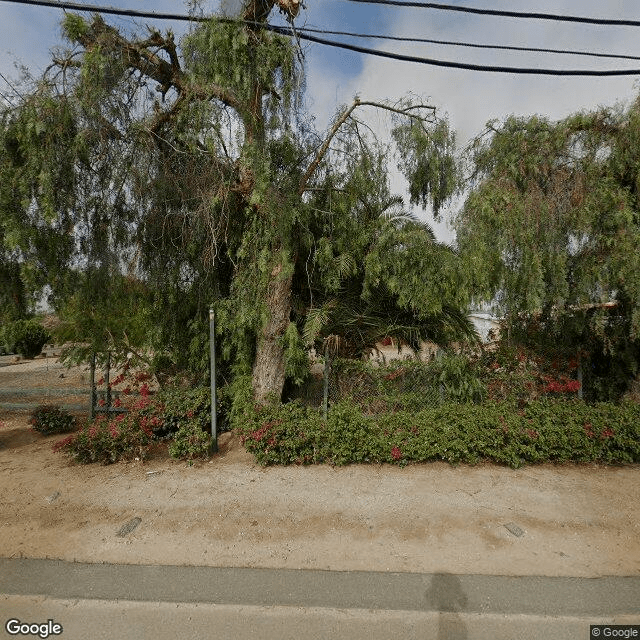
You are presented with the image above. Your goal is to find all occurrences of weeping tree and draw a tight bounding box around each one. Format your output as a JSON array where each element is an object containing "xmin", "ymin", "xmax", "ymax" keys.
[
  {"xmin": 457, "ymin": 101, "xmax": 640, "ymax": 397},
  {"xmin": 0, "ymin": 0, "xmax": 474, "ymax": 404},
  {"xmin": 300, "ymin": 147, "xmax": 476, "ymax": 360}
]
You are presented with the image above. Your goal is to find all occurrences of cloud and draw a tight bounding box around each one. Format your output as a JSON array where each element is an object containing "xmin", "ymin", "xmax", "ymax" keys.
[{"xmin": 301, "ymin": 0, "xmax": 640, "ymax": 241}]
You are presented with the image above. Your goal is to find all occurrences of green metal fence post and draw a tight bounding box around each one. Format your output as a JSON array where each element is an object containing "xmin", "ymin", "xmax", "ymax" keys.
[
  {"xmin": 577, "ymin": 351, "xmax": 584, "ymax": 400},
  {"xmin": 323, "ymin": 344, "xmax": 330, "ymax": 420},
  {"xmin": 105, "ymin": 351, "xmax": 111, "ymax": 412},
  {"xmin": 89, "ymin": 352, "xmax": 96, "ymax": 419},
  {"xmin": 209, "ymin": 308, "xmax": 218, "ymax": 453}
]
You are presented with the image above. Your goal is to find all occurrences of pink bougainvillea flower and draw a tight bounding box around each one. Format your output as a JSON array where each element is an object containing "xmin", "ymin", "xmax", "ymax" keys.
[
  {"xmin": 566, "ymin": 380, "xmax": 581, "ymax": 393},
  {"xmin": 391, "ymin": 446, "xmax": 402, "ymax": 461},
  {"xmin": 140, "ymin": 417, "xmax": 153, "ymax": 436},
  {"xmin": 140, "ymin": 383, "xmax": 150, "ymax": 398},
  {"xmin": 113, "ymin": 398, "xmax": 122, "ymax": 408},
  {"xmin": 131, "ymin": 397, "xmax": 149, "ymax": 410},
  {"xmin": 52, "ymin": 434, "xmax": 75, "ymax": 452}
]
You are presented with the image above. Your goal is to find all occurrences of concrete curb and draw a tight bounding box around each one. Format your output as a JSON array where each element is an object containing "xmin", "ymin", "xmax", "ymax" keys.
[{"xmin": 1, "ymin": 559, "xmax": 638, "ymax": 617}]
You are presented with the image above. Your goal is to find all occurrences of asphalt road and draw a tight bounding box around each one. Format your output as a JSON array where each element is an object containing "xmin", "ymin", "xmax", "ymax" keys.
[{"xmin": 1, "ymin": 558, "xmax": 639, "ymax": 639}]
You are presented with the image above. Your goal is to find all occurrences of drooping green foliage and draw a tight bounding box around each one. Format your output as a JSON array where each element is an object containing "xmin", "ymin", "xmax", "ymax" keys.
[
  {"xmin": 0, "ymin": 5, "xmax": 473, "ymax": 403},
  {"xmin": 457, "ymin": 102, "xmax": 640, "ymax": 389},
  {"xmin": 392, "ymin": 115, "xmax": 460, "ymax": 217}
]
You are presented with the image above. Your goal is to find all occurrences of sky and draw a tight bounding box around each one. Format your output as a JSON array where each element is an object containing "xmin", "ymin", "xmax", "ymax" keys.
[{"xmin": 2, "ymin": 0, "xmax": 640, "ymax": 242}]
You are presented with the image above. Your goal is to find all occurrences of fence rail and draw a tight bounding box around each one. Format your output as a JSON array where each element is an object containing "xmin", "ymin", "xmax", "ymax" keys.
[
  {"xmin": 0, "ymin": 388, "xmax": 89, "ymax": 397},
  {"xmin": 0, "ymin": 402, "xmax": 88, "ymax": 412},
  {"xmin": 0, "ymin": 388, "xmax": 90, "ymax": 412}
]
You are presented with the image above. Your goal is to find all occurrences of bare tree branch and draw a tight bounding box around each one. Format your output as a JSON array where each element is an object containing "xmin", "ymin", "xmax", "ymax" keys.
[{"xmin": 298, "ymin": 98, "xmax": 436, "ymax": 195}]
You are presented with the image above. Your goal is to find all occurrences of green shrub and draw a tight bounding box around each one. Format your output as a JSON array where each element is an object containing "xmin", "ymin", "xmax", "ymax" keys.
[
  {"xmin": 152, "ymin": 386, "xmax": 211, "ymax": 439},
  {"xmin": 2, "ymin": 320, "xmax": 50, "ymax": 358},
  {"xmin": 149, "ymin": 386, "xmax": 215, "ymax": 459},
  {"xmin": 168, "ymin": 421, "xmax": 212, "ymax": 460},
  {"xmin": 238, "ymin": 398, "xmax": 640, "ymax": 468},
  {"xmin": 30, "ymin": 405, "xmax": 76, "ymax": 435}
]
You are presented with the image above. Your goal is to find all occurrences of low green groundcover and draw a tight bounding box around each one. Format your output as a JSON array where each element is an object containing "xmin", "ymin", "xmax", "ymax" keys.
[{"xmin": 239, "ymin": 399, "xmax": 640, "ymax": 468}]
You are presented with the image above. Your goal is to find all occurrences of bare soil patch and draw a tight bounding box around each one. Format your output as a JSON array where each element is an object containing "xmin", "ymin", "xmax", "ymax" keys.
[{"xmin": 1, "ymin": 358, "xmax": 639, "ymax": 577}]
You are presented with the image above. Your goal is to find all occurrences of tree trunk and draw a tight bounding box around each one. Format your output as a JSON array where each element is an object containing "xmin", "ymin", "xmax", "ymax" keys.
[{"xmin": 252, "ymin": 264, "xmax": 292, "ymax": 405}]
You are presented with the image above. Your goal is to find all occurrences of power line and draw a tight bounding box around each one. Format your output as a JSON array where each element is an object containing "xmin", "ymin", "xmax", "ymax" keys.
[
  {"xmin": 0, "ymin": 0, "xmax": 201, "ymax": 21},
  {"xmin": 279, "ymin": 28, "xmax": 640, "ymax": 76},
  {"xmin": 0, "ymin": 70, "xmax": 24, "ymax": 100},
  {"xmin": 2, "ymin": 0, "xmax": 640, "ymax": 75},
  {"xmin": 346, "ymin": 0, "xmax": 640, "ymax": 28},
  {"xmin": 0, "ymin": 89, "xmax": 15, "ymax": 106},
  {"xmin": 299, "ymin": 25, "xmax": 640, "ymax": 62}
]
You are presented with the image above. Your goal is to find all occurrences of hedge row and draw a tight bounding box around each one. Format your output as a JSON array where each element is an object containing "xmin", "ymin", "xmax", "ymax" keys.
[{"xmin": 239, "ymin": 399, "xmax": 640, "ymax": 468}]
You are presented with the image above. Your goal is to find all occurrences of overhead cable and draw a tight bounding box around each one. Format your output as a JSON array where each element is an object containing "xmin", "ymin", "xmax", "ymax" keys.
[
  {"xmin": 346, "ymin": 0, "xmax": 640, "ymax": 28},
  {"xmin": 299, "ymin": 25, "xmax": 640, "ymax": 62},
  {"xmin": 0, "ymin": 0, "xmax": 198, "ymax": 21},
  {"xmin": 2, "ymin": 0, "xmax": 640, "ymax": 75},
  {"xmin": 275, "ymin": 27, "xmax": 640, "ymax": 76},
  {"xmin": 0, "ymin": 70, "xmax": 24, "ymax": 99}
]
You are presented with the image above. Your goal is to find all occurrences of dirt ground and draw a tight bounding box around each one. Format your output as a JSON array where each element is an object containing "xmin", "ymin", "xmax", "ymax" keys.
[{"xmin": 1, "ymin": 357, "xmax": 639, "ymax": 578}]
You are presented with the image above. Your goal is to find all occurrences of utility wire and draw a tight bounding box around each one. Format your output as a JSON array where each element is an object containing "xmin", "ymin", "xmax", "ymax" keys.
[
  {"xmin": 275, "ymin": 28, "xmax": 640, "ymax": 76},
  {"xmin": 346, "ymin": 0, "xmax": 640, "ymax": 28},
  {"xmin": 2, "ymin": 0, "xmax": 640, "ymax": 75},
  {"xmin": 0, "ymin": 90, "xmax": 15, "ymax": 106},
  {"xmin": 299, "ymin": 25, "xmax": 640, "ymax": 62},
  {"xmin": 0, "ymin": 0, "xmax": 198, "ymax": 21},
  {"xmin": 0, "ymin": 70, "xmax": 24, "ymax": 99}
]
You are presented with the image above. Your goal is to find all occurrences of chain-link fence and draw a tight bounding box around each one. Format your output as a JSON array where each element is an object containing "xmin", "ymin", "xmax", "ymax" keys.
[{"xmin": 291, "ymin": 353, "xmax": 485, "ymax": 416}]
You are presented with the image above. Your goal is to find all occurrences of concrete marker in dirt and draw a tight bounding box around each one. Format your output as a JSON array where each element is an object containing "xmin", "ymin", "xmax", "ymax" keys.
[{"xmin": 116, "ymin": 517, "xmax": 142, "ymax": 538}]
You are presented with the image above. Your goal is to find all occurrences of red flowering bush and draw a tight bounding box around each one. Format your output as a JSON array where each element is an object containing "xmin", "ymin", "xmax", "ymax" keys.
[
  {"xmin": 54, "ymin": 383, "xmax": 214, "ymax": 463},
  {"xmin": 93, "ymin": 366, "xmax": 157, "ymax": 415},
  {"xmin": 542, "ymin": 376, "xmax": 581, "ymax": 395},
  {"xmin": 483, "ymin": 345, "xmax": 583, "ymax": 404},
  {"xmin": 54, "ymin": 410, "xmax": 154, "ymax": 464}
]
